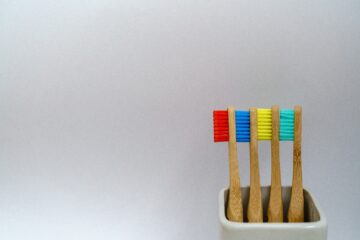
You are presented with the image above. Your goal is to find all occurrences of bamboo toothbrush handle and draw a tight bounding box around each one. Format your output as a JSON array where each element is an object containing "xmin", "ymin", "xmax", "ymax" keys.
[
  {"xmin": 268, "ymin": 105, "xmax": 283, "ymax": 222},
  {"xmin": 288, "ymin": 105, "xmax": 304, "ymax": 222},
  {"xmin": 248, "ymin": 107, "xmax": 263, "ymax": 222},
  {"xmin": 226, "ymin": 107, "xmax": 243, "ymax": 222}
]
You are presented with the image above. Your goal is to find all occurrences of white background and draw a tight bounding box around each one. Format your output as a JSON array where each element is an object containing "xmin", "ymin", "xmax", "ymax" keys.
[{"xmin": 1, "ymin": 1, "xmax": 359, "ymax": 239}]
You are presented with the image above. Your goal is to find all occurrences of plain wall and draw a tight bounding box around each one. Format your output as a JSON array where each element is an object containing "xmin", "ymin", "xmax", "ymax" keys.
[{"xmin": 0, "ymin": 1, "xmax": 359, "ymax": 239}]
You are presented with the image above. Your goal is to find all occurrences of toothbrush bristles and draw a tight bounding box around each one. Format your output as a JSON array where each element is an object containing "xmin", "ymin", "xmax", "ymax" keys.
[{"xmin": 213, "ymin": 110, "xmax": 229, "ymax": 142}]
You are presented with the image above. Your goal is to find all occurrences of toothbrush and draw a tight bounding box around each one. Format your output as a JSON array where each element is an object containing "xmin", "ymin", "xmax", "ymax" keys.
[
  {"xmin": 288, "ymin": 105, "xmax": 304, "ymax": 222},
  {"xmin": 213, "ymin": 107, "xmax": 243, "ymax": 222},
  {"xmin": 267, "ymin": 105, "xmax": 284, "ymax": 222},
  {"xmin": 247, "ymin": 107, "xmax": 263, "ymax": 222}
]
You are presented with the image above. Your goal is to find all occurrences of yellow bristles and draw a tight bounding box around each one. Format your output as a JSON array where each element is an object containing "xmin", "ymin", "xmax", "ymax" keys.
[{"xmin": 257, "ymin": 108, "xmax": 272, "ymax": 140}]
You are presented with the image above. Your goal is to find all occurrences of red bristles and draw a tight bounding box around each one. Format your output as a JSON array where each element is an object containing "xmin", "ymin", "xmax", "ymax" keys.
[{"xmin": 213, "ymin": 110, "xmax": 229, "ymax": 142}]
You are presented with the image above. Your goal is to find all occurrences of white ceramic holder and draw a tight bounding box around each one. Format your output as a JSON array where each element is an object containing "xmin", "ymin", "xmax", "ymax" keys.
[{"xmin": 219, "ymin": 186, "xmax": 327, "ymax": 240}]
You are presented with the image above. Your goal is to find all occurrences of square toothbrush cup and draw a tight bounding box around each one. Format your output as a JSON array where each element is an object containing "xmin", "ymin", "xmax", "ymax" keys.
[{"xmin": 219, "ymin": 186, "xmax": 327, "ymax": 240}]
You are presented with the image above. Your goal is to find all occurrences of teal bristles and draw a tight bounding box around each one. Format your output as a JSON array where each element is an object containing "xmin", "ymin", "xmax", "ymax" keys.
[{"xmin": 280, "ymin": 109, "xmax": 294, "ymax": 141}]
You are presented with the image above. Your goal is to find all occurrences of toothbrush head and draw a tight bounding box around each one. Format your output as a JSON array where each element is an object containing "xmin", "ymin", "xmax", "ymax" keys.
[
  {"xmin": 257, "ymin": 108, "xmax": 272, "ymax": 140},
  {"xmin": 280, "ymin": 109, "xmax": 294, "ymax": 141},
  {"xmin": 235, "ymin": 110, "xmax": 250, "ymax": 142},
  {"xmin": 213, "ymin": 110, "xmax": 229, "ymax": 142}
]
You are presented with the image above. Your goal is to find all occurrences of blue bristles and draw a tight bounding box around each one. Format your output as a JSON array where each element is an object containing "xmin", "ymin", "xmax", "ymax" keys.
[{"xmin": 235, "ymin": 110, "xmax": 250, "ymax": 142}]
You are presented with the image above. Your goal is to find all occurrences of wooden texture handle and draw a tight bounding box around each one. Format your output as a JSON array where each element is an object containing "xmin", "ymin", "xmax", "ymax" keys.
[
  {"xmin": 226, "ymin": 106, "xmax": 243, "ymax": 222},
  {"xmin": 288, "ymin": 105, "xmax": 304, "ymax": 222},
  {"xmin": 247, "ymin": 107, "xmax": 263, "ymax": 222},
  {"xmin": 268, "ymin": 105, "xmax": 283, "ymax": 222}
]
